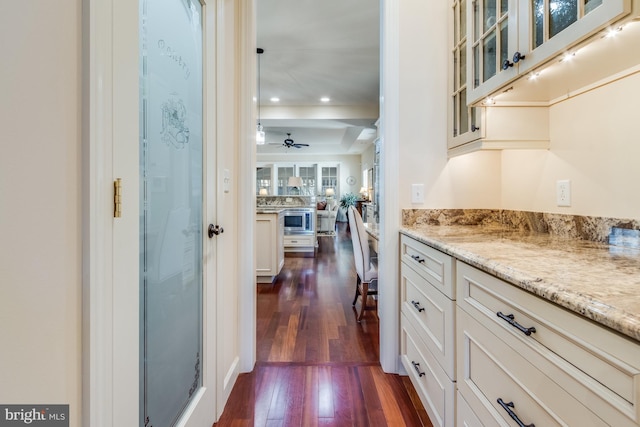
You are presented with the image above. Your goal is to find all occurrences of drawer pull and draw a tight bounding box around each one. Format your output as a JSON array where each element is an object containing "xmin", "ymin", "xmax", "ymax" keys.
[
  {"xmin": 410, "ymin": 254, "xmax": 425, "ymax": 263},
  {"xmin": 411, "ymin": 361, "xmax": 426, "ymax": 377},
  {"xmin": 497, "ymin": 398, "xmax": 535, "ymax": 427},
  {"xmin": 497, "ymin": 311, "xmax": 536, "ymax": 336},
  {"xmin": 411, "ymin": 300, "xmax": 425, "ymax": 313}
]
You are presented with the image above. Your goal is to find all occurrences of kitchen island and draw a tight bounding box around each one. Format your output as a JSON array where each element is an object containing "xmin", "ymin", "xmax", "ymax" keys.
[{"xmin": 256, "ymin": 208, "xmax": 285, "ymax": 283}]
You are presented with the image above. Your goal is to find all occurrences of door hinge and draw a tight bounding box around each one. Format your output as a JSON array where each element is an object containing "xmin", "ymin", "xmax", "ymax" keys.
[{"xmin": 114, "ymin": 178, "xmax": 122, "ymax": 218}]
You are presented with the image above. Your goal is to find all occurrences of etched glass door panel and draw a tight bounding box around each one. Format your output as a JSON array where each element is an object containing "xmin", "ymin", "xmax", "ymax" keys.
[{"xmin": 139, "ymin": 0, "xmax": 203, "ymax": 426}]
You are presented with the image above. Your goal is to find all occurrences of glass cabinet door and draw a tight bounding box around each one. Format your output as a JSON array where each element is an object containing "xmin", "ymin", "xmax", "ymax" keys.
[
  {"xmin": 519, "ymin": 0, "xmax": 628, "ymax": 73},
  {"xmin": 468, "ymin": 0, "xmax": 519, "ymax": 103},
  {"xmin": 256, "ymin": 166, "xmax": 272, "ymax": 195},
  {"xmin": 450, "ymin": 0, "xmax": 484, "ymax": 149}
]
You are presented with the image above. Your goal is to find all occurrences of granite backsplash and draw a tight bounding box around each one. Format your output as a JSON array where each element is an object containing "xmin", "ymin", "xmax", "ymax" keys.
[{"xmin": 402, "ymin": 209, "xmax": 640, "ymax": 245}]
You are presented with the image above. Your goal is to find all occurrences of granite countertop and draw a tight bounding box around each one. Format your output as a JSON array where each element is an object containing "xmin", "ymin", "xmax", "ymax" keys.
[
  {"xmin": 256, "ymin": 208, "xmax": 287, "ymax": 214},
  {"xmin": 400, "ymin": 224, "xmax": 640, "ymax": 342}
]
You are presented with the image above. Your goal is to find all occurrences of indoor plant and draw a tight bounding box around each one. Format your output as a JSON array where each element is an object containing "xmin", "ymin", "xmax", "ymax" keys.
[{"xmin": 339, "ymin": 192, "xmax": 358, "ymax": 209}]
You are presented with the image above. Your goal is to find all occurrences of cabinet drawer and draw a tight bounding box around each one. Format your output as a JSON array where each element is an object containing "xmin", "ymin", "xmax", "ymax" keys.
[
  {"xmin": 284, "ymin": 235, "xmax": 315, "ymax": 247},
  {"xmin": 457, "ymin": 260, "xmax": 640, "ymax": 425},
  {"xmin": 400, "ymin": 234, "xmax": 455, "ymax": 299},
  {"xmin": 401, "ymin": 314, "xmax": 455, "ymax": 427},
  {"xmin": 457, "ymin": 391, "xmax": 484, "ymax": 427},
  {"xmin": 457, "ymin": 308, "xmax": 609, "ymax": 427},
  {"xmin": 401, "ymin": 263, "xmax": 456, "ymax": 379}
]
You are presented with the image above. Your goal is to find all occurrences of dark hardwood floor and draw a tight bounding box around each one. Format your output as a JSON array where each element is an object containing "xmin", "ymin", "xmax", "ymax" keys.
[{"xmin": 214, "ymin": 223, "xmax": 432, "ymax": 426}]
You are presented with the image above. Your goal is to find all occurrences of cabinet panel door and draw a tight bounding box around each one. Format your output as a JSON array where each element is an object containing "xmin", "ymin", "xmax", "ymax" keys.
[
  {"xmin": 401, "ymin": 314, "xmax": 455, "ymax": 427},
  {"xmin": 457, "ymin": 307, "xmax": 609, "ymax": 426}
]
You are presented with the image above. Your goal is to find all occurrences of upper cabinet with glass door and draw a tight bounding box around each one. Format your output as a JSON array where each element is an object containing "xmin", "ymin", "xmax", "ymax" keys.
[
  {"xmin": 449, "ymin": 0, "xmax": 485, "ymax": 149},
  {"xmin": 449, "ymin": 0, "xmax": 550, "ymax": 156},
  {"xmin": 467, "ymin": 0, "xmax": 631, "ymax": 104}
]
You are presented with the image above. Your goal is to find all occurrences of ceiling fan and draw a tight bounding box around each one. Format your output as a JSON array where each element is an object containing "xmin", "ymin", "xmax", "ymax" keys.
[{"xmin": 282, "ymin": 133, "xmax": 309, "ymax": 149}]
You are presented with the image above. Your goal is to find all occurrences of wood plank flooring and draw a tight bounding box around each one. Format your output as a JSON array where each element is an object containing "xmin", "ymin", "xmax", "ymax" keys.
[{"xmin": 214, "ymin": 223, "xmax": 432, "ymax": 427}]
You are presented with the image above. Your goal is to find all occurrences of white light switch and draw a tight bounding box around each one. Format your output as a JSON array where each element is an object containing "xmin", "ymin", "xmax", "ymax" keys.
[
  {"xmin": 223, "ymin": 169, "xmax": 231, "ymax": 193},
  {"xmin": 411, "ymin": 184, "xmax": 425, "ymax": 203}
]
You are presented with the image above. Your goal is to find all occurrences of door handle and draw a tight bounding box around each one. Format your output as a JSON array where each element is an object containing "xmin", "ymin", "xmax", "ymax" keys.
[{"xmin": 208, "ymin": 224, "xmax": 224, "ymax": 238}]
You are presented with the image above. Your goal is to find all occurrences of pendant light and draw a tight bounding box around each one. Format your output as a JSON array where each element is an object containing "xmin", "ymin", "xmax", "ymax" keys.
[{"xmin": 256, "ymin": 48, "xmax": 266, "ymax": 145}]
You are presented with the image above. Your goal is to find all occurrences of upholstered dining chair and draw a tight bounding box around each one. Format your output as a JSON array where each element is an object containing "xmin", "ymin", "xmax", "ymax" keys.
[{"xmin": 347, "ymin": 206, "xmax": 378, "ymax": 321}]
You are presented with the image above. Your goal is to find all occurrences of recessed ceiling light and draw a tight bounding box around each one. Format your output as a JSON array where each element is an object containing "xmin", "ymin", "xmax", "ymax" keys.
[
  {"xmin": 270, "ymin": 97, "xmax": 280, "ymax": 102},
  {"xmin": 320, "ymin": 97, "xmax": 331, "ymax": 103}
]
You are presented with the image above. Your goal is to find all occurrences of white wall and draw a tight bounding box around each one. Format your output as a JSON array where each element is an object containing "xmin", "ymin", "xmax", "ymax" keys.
[
  {"xmin": 397, "ymin": 0, "xmax": 502, "ymax": 211},
  {"xmin": 0, "ymin": 0, "xmax": 82, "ymax": 425},
  {"xmin": 502, "ymin": 72, "xmax": 640, "ymax": 220}
]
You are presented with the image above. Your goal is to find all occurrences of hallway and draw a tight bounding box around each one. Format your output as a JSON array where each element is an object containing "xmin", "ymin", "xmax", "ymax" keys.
[{"xmin": 215, "ymin": 223, "xmax": 432, "ymax": 426}]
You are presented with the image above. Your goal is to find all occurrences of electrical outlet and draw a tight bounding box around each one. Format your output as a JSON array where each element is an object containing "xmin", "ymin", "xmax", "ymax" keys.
[
  {"xmin": 557, "ymin": 180, "xmax": 571, "ymax": 207},
  {"xmin": 411, "ymin": 184, "xmax": 425, "ymax": 203}
]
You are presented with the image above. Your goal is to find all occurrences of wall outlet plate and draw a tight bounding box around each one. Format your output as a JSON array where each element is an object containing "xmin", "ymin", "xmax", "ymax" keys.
[{"xmin": 557, "ymin": 180, "xmax": 571, "ymax": 207}]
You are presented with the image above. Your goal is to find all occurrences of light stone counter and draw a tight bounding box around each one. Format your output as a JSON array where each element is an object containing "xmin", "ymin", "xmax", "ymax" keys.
[
  {"xmin": 400, "ymin": 224, "xmax": 640, "ymax": 342},
  {"xmin": 256, "ymin": 208, "xmax": 287, "ymax": 214}
]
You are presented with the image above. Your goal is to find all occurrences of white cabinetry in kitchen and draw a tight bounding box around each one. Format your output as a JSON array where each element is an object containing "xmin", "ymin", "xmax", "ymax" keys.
[
  {"xmin": 399, "ymin": 235, "xmax": 456, "ymax": 427},
  {"xmin": 456, "ymin": 260, "xmax": 640, "ymax": 426},
  {"xmin": 449, "ymin": 0, "xmax": 550, "ymax": 156},
  {"xmin": 399, "ymin": 230, "xmax": 640, "ymax": 426},
  {"xmin": 256, "ymin": 211, "xmax": 284, "ymax": 283},
  {"xmin": 467, "ymin": 0, "xmax": 631, "ymax": 104}
]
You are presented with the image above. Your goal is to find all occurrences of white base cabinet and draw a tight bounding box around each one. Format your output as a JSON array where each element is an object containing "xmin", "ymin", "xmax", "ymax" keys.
[
  {"xmin": 456, "ymin": 260, "xmax": 640, "ymax": 427},
  {"xmin": 283, "ymin": 233, "xmax": 316, "ymax": 254},
  {"xmin": 256, "ymin": 212, "xmax": 284, "ymax": 283},
  {"xmin": 400, "ymin": 235, "xmax": 456, "ymax": 427},
  {"xmin": 399, "ymin": 232, "xmax": 640, "ymax": 427}
]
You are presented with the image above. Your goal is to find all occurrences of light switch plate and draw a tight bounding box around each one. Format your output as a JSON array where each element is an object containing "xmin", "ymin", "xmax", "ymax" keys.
[
  {"xmin": 411, "ymin": 183, "xmax": 425, "ymax": 204},
  {"xmin": 223, "ymin": 169, "xmax": 231, "ymax": 193}
]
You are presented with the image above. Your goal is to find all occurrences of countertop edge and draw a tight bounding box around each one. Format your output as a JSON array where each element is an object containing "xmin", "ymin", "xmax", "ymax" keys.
[{"xmin": 400, "ymin": 227, "xmax": 640, "ymax": 342}]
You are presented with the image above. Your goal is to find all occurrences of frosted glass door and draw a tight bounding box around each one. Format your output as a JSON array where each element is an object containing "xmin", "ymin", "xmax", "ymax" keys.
[{"xmin": 139, "ymin": 0, "xmax": 203, "ymax": 426}]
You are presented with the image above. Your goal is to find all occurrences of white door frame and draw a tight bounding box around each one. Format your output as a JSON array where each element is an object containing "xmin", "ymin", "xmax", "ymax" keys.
[{"xmin": 82, "ymin": 0, "xmax": 228, "ymax": 425}]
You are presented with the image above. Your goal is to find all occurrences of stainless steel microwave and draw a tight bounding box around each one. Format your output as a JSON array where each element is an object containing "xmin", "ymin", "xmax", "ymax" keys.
[{"xmin": 283, "ymin": 208, "xmax": 314, "ymax": 235}]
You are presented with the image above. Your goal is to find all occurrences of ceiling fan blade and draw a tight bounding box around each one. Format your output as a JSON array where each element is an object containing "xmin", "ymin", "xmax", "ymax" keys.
[{"xmin": 293, "ymin": 143, "xmax": 309, "ymax": 147}]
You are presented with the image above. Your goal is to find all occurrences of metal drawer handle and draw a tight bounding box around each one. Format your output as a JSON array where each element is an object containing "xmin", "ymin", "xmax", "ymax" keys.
[
  {"xmin": 411, "ymin": 300, "xmax": 425, "ymax": 313},
  {"xmin": 497, "ymin": 312, "xmax": 536, "ymax": 336},
  {"xmin": 410, "ymin": 254, "xmax": 425, "ymax": 263},
  {"xmin": 497, "ymin": 398, "xmax": 535, "ymax": 427},
  {"xmin": 411, "ymin": 361, "xmax": 426, "ymax": 377}
]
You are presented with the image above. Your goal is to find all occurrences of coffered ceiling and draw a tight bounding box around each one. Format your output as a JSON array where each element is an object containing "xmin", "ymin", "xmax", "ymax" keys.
[{"xmin": 256, "ymin": 0, "xmax": 380, "ymax": 155}]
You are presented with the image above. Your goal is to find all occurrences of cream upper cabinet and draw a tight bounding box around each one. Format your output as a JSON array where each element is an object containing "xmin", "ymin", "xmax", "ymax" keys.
[
  {"xmin": 449, "ymin": 0, "xmax": 551, "ymax": 156},
  {"xmin": 449, "ymin": 0, "xmax": 484, "ymax": 150},
  {"xmin": 467, "ymin": 0, "xmax": 631, "ymax": 104}
]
